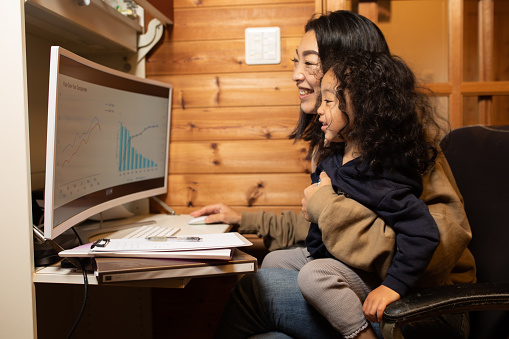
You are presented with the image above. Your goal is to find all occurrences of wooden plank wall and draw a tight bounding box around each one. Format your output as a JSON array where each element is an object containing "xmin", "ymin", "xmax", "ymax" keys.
[
  {"xmin": 463, "ymin": 0, "xmax": 509, "ymax": 126},
  {"xmin": 146, "ymin": 0, "xmax": 317, "ymax": 215}
]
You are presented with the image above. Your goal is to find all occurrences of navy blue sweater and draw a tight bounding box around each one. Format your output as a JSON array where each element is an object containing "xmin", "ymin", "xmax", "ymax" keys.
[{"xmin": 305, "ymin": 153, "xmax": 439, "ymax": 296}]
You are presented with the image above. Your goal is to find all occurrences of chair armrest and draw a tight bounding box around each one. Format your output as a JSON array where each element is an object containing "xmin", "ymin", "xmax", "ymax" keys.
[{"xmin": 381, "ymin": 282, "xmax": 509, "ymax": 339}]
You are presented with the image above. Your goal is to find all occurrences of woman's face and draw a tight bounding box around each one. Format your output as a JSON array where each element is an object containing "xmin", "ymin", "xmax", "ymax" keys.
[
  {"xmin": 292, "ymin": 30, "xmax": 322, "ymax": 114},
  {"xmin": 317, "ymin": 70, "xmax": 351, "ymax": 146}
]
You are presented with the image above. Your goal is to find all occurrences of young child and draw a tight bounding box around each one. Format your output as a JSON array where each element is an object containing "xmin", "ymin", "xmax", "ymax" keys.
[{"xmin": 298, "ymin": 52, "xmax": 443, "ymax": 339}]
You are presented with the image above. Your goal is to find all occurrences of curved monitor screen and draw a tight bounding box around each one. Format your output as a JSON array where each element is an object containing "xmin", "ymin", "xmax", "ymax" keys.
[{"xmin": 44, "ymin": 46, "xmax": 172, "ymax": 239}]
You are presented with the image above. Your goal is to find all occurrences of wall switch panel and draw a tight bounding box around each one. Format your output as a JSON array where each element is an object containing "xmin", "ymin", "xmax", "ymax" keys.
[{"xmin": 245, "ymin": 27, "xmax": 281, "ymax": 65}]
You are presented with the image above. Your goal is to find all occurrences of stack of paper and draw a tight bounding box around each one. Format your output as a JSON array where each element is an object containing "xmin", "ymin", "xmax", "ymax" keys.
[{"xmin": 59, "ymin": 232, "xmax": 252, "ymax": 260}]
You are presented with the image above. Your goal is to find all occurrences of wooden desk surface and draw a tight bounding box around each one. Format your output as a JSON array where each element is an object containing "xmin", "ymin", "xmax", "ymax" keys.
[{"xmin": 32, "ymin": 214, "xmax": 254, "ymax": 287}]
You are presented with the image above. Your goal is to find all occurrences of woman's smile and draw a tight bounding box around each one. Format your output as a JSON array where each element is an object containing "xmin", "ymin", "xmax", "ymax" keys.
[{"xmin": 298, "ymin": 86, "xmax": 314, "ymax": 98}]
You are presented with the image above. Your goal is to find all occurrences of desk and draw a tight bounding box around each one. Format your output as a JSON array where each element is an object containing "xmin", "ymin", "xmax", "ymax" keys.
[
  {"xmin": 33, "ymin": 214, "xmax": 256, "ymax": 339},
  {"xmin": 33, "ymin": 213, "xmax": 256, "ymax": 287}
]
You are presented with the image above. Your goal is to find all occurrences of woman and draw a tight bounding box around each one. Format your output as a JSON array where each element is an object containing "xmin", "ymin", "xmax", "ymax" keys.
[
  {"xmin": 204, "ymin": 11, "xmax": 474, "ymax": 338},
  {"xmin": 206, "ymin": 10, "xmax": 392, "ymax": 338}
]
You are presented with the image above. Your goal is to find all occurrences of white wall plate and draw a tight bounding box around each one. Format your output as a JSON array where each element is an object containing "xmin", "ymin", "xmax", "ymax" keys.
[{"xmin": 245, "ymin": 27, "xmax": 281, "ymax": 65}]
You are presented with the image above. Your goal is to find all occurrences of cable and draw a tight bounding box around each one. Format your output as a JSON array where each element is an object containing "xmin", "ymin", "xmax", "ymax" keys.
[
  {"xmin": 65, "ymin": 227, "xmax": 87, "ymax": 338},
  {"xmin": 66, "ymin": 258, "xmax": 88, "ymax": 339},
  {"xmin": 71, "ymin": 227, "xmax": 83, "ymax": 245},
  {"xmin": 34, "ymin": 224, "xmax": 89, "ymax": 337}
]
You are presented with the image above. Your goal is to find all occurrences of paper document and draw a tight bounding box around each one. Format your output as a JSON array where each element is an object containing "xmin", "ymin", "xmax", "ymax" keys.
[
  {"xmin": 91, "ymin": 232, "xmax": 251, "ymax": 252},
  {"xmin": 59, "ymin": 243, "xmax": 235, "ymax": 260}
]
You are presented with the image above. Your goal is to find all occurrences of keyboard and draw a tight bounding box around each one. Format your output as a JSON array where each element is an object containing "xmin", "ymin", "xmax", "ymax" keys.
[{"xmin": 121, "ymin": 225, "xmax": 180, "ymax": 239}]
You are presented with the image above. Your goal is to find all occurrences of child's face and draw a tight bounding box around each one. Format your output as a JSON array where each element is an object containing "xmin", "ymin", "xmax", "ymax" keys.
[
  {"xmin": 292, "ymin": 30, "xmax": 322, "ymax": 114},
  {"xmin": 317, "ymin": 70, "xmax": 350, "ymax": 146}
]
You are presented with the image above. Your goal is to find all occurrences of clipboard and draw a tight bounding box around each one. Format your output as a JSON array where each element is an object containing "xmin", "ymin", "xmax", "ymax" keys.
[{"xmin": 59, "ymin": 232, "xmax": 252, "ymax": 259}]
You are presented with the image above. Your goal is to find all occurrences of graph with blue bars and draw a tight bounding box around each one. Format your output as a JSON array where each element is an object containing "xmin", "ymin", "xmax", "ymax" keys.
[{"xmin": 118, "ymin": 122, "xmax": 158, "ymax": 172}]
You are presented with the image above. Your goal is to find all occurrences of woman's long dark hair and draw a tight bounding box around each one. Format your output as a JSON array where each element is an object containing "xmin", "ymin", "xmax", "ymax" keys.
[
  {"xmin": 318, "ymin": 51, "xmax": 444, "ymax": 178},
  {"xmin": 289, "ymin": 11, "xmax": 391, "ymax": 160}
]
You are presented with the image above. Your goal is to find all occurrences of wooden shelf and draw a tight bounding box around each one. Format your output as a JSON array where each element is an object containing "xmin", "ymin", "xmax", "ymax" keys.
[{"xmin": 25, "ymin": 0, "xmax": 143, "ymax": 53}]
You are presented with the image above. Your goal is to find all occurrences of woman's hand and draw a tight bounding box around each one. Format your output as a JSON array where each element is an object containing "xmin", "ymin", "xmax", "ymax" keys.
[
  {"xmin": 301, "ymin": 172, "xmax": 332, "ymax": 221},
  {"xmin": 190, "ymin": 203, "xmax": 242, "ymax": 225},
  {"xmin": 362, "ymin": 285, "xmax": 400, "ymax": 323}
]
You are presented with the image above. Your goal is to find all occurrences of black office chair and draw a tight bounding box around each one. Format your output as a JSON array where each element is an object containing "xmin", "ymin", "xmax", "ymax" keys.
[{"xmin": 381, "ymin": 125, "xmax": 509, "ymax": 339}]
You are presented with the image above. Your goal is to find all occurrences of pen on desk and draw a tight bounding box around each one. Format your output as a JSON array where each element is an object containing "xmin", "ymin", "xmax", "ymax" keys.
[{"xmin": 147, "ymin": 236, "xmax": 203, "ymax": 242}]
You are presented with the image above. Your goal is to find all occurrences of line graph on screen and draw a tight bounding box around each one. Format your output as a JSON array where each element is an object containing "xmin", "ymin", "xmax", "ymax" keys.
[{"xmin": 61, "ymin": 116, "xmax": 102, "ymax": 168}]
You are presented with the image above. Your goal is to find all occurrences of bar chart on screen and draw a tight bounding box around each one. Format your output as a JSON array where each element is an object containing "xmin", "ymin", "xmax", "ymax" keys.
[{"xmin": 118, "ymin": 122, "xmax": 160, "ymax": 173}]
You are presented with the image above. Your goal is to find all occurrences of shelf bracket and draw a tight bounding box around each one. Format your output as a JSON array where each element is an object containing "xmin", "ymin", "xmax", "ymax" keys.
[{"xmin": 137, "ymin": 18, "xmax": 164, "ymax": 62}]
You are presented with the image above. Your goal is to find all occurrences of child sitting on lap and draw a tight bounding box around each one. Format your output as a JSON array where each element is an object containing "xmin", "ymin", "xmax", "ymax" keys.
[{"xmin": 298, "ymin": 52, "xmax": 443, "ymax": 339}]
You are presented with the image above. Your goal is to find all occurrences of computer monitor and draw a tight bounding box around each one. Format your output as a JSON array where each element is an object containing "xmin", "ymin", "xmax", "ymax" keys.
[{"xmin": 44, "ymin": 46, "xmax": 172, "ymax": 240}]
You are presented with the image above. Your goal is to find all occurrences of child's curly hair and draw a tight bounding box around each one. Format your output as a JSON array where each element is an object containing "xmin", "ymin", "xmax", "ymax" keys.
[{"xmin": 317, "ymin": 52, "xmax": 446, "ymax": 177}]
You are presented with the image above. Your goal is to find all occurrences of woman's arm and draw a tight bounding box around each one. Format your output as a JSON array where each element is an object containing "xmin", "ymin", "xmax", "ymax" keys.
[
  {"xmin": 191, "ymin": 203, "xmax": 309, "ymax": 252},
  {"xmin": 240, "ymin": 210, "xmax": 310, "ymax": 251},
  {"xmin": 305, "ymin": 172, "xmax": 396, "ymax": 279}
]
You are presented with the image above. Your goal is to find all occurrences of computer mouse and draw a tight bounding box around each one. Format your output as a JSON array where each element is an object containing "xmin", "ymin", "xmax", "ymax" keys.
[{"xmin": 187, "ymin": 216, "xmax": 208, "ymax": 225}]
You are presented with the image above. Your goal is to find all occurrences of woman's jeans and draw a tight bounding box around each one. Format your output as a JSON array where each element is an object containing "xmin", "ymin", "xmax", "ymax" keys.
[
  {"xmin": 214, "ymin": 268, "xmax": 382, "ymax": 338},
  {"xmin": 214, "ymin": 268, "xmax": 469, "ymax": 339}
]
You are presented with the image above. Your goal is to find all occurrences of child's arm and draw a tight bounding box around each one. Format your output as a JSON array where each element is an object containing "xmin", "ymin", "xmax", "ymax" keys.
[{"xmin": 362, "ymin": 285, "xmax": 400, "ymax": 322}]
